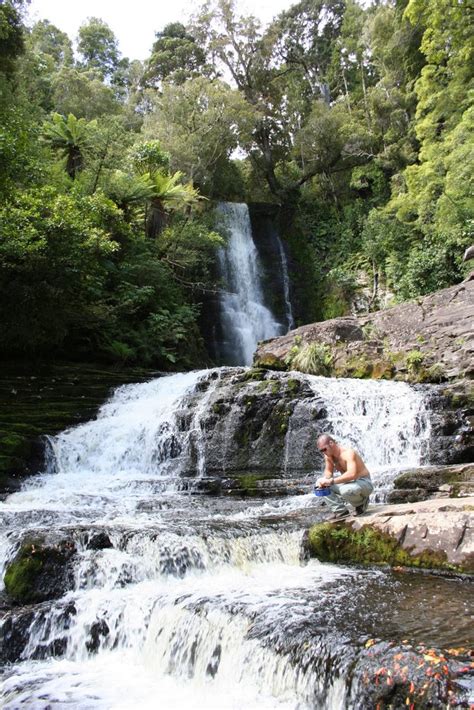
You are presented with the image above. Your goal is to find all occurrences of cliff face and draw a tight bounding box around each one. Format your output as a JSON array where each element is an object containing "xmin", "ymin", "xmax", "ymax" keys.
[{"xmin": 254, "ymin": 279, "xmax": 474, "ymax": 383}]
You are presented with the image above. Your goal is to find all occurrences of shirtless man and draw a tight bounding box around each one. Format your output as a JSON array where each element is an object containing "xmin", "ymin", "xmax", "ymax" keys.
[{"xmin": 315, "ymin": 434, "xmax": 373, "ymax": 519}]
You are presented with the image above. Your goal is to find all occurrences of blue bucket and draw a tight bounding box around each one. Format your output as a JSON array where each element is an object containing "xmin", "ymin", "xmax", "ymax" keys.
[{"xmin": 313, "ymin": 487, "xmax": 331, "ymax": 497}]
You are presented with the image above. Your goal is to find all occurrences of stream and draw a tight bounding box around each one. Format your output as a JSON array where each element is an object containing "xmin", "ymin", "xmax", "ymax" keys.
[{"xmin": 0, "ymin": 369, "xmax": 472, "ymax": 708}]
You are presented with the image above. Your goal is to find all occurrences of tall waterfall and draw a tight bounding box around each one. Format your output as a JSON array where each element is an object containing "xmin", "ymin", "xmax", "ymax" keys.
[
  {"xmin": 276, "ymin": 235, "xmax": 294, "ymax": 331},
  {"xmin": 215, "ymin": 203, "xmax": 284, "ymax": 365},
  {"xmin": 1, "ymin": 370, "xmax": 469, "ymax": 710}
]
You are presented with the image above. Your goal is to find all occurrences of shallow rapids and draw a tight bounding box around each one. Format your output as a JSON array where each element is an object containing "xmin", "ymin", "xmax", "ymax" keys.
[{"xmin": 0, "ymin": 369, "xmax": 471, "ymax": 709}]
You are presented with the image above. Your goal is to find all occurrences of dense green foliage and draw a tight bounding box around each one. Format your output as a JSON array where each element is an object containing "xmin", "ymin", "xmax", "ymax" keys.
[{"xmin": 0, "ymin": 0, "xmax": 472, "ymax": 366}]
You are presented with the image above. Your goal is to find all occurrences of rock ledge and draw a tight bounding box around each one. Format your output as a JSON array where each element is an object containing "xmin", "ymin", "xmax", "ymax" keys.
[{"xmin": 306, "ymin": 497, "xmax": 474, "ymax": 574}]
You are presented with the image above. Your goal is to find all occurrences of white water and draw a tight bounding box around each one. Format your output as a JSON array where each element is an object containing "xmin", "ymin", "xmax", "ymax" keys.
[
  {"xmin": 0, "ymin": 368, "xmax": 443, "ymax": 709},
  {"xmin": 276, "ymin": 235, "xmax": 294, "ymax": 331},
  {"xmin": 306, "ymin": 374, "xmax": 431, "ymax": 496},
  {"xmin": 216, "ymin": 203, "xmax": 284, "ymax": 365}
]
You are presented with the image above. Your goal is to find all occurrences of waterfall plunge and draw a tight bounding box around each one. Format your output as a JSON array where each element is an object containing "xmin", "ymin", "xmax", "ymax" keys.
[
  {"xmin": 1, "ymin": 370, "xmax": 459, "ymax": 710},
  {"xmin": 215, "ymin": 203, "xmax": 284, "ymax": 365}
]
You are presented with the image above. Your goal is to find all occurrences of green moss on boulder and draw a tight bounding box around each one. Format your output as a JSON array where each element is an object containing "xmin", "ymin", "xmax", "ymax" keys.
[
  {"xmin": 253, "ymin": 354, "xmax": 287, "ymax": 370},
  {"xmin": 4, "ymin": 538, "xmax": 76, "ymax": 604},
  {"xmin": 307, "ymin": 522, "xmax": 462, "ymax": 573}
]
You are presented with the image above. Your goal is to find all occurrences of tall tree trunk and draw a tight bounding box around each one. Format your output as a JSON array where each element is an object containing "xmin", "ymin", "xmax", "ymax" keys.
[{"xmin": 146, "ymin": 198, "xmax": 167, "ymax": 238}]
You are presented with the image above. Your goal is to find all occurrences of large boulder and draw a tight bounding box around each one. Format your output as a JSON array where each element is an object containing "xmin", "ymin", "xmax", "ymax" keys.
[
  {"xmin": 4, "ymin": 536, "xmax": 76, "ymax": 604},
  {"xmin": 306, "ymin": 497, "xmax": 474, "ymax": 574},
  {"xmin": 178, "ymin": 369, "xmax": 473, "ymax": 481},
  {"xmin": 254, "ymin": 279, "xmax": 474, "ymax": 383},
  {"xmin": 388, "ymin": 463, "xmax": 474, "ymax": 503}
]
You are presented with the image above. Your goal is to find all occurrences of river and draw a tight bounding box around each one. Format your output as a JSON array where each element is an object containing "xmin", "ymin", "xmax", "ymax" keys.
[{"xmin": 0, "ymin": 369, "xmax": 472, "ymax": 708}]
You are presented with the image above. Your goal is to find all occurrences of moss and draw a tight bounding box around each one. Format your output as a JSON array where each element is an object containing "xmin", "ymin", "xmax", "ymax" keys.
[
  {"xmin": 445, "ymin": 386, "xmax": 474, "ymax": 408},
  {"xmin": 236, "ymin": 472, "xmax": 273, "ymax": 496},
  {"xmin": 4, "ymin": 538, "xmax": 76, "ymax": 603},
  {"xmin": 307, "ymin": 522, "xmax": 467, "ymax": 573},
  {"xmin": 253, "ymin": 354, "xmax": 287, "ymax": 370},
  {"xmin": 242, "ymin": 368, "xmax": 268, "ymax": 382},
  {"xmin": 286, "ymin": 378, "xmax": 300, "ymax": 394},
  {"xmin": 335, "ymin": 355, "xmax": 373, "ymax": 379},
  {"xmin": 4, "ymin": 551, "xmax": 43, "ymax": 603},
  {"xmin": 270, "ymin": 380, "xmax": 281, "ymax": 394},
  {"xmin": 371, "ymin": 361, "xmax": 395, "ymax": 379},
  {"xmin": 0, "ymin": 362, "xmax": 154, "ymax": 479}
]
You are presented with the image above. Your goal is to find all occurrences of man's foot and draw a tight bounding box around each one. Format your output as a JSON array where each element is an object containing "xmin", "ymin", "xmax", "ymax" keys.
[
  {"xmin": 355, "ymin": 499, "xmax": 370, "ymax": 516},
  {"xmin": 327, "ymin": 510, "xmax": 351, "ymax": 521}
]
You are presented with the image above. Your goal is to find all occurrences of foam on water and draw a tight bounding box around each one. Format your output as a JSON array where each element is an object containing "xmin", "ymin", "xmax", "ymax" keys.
[{"xmin": 0, "ymin": 368, "xmax": 446, "ymax": 709}]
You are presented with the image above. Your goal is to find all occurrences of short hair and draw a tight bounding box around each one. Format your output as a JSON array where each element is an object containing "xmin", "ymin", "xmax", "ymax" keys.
[{"xmin": 317, "ymin": 433, "xmax": 335, "ymax": 447}]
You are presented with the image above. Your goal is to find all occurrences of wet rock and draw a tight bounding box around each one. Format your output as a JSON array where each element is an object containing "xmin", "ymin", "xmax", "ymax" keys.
[
  {"xmin": 86, "ymin": 618, "xmax": 110, "ymax": 653},
  {"xmin": 86, "ymin": 532, "xmax": 113, "ymax": 551},
  {"xmin": 0, "ymin": 600, "xmax": 76, "ymax": 663},
  {"xmin": 4, "ymin": 536, "xmax": 77, "ymax": 604},
  {"xmin": 306, "ymin": 497, "xmax": 474, "ymax": 574},
  {"xmin": 181, "ymin": 368, "xmax": 321, "ymax": 477},
  {"xmin": 0, "ymin": 362, "xmax": 156, "ymax": 491},
  {"xmin": 254, "ymin": 279, "xmax": 474, "ymax": 383},
  {"xmin": 175, "ymin": 367, "xmax": 472, "ymax": 478},
  {"xmin": 350, "ymin": 640, "xmax": 473, "ymax": 708},
  {"xmin": 426, "ymin": 381, "xmax": 474, "ymax": 464},
  {"xmin": 388, "ymin": 464, "xmax": 474, "ymax": 504}
]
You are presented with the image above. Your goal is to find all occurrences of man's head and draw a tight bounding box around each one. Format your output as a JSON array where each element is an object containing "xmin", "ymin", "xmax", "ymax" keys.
[{"xmin": 317, "ymin": 434, "xmax": 336, "ymax": 455}]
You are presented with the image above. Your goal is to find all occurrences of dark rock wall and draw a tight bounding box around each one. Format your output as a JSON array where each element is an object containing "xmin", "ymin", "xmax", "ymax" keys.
[
  {"xmin": 176, "ymin": 369, "xmax": 473, "ymax": 482},
  {"xmin": 248, "ymin": 203, "xmax": 292, "ymax": 330}
]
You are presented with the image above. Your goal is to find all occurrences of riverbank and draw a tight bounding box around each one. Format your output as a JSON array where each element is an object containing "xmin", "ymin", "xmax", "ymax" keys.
[
  {"xmin": 306, "ymin": 496, "xmax": 474, "ymax": 575},
  {"xmin": 254, "ymin": 279, "xmax": 474, "ymax": 384}
]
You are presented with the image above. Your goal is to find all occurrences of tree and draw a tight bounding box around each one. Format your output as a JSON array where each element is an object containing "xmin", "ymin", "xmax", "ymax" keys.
[
  {"xmin": 143, "ymin": 77, "xmax": 257, "ymax": 193},
  {"xmin": 191, "ymin": 0, "xmax": 350, "ymax": 199},
  {"xmin": 104, "ymin": 170, "xmax": 154, "ymax": 219},
  {"xmin": 52, "ymin": 66, "xmax": 121, "ymax": 119},
  {"xmin": 77, "ymin": 17, "xmax": 120, "ymax": 80},
  {"xmin": 143, "ymin": 22, "xmax": 208, "ymax": 86},
  {"xmin": 271, "ymin": 0, "xmax": 346, "ymax": 104},
  {"xmin": 28, "ymin": 20, "xmax": 73, "ymax": 69},
  {"xmin": 145, "ymin": 170, "xmax": 205, "ymax": 239},
  {"xmin": 0, "ymin": 187, "xmax": 119, "ymax": 355},
  {"xmin": 43, "ymin": 112, "xmax": 94, "ymax": 179},
  {"xmin": 0, "ymin": 0, "xmax": 25, "ymax": 76}
]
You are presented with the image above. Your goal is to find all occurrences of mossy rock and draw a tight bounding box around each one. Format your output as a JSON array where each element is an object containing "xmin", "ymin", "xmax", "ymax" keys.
[
  {"xmin": 241, "ymin": 367, "xmax": 268, "ymax": 382},
  {"xmin": 4, "ymin": 538, "xmax": 76, "ymax": 604},
  {"xmin": 306, "ymin": 522, "xmax": 463, "ymax": 573},
  {"xmin": 253, "ymin": 354, "xmax": 287, "ymax": 370},
  {"xmin": 0, "ymin": 362, "xmax": 155, "ymax": 484},
  {"xmin": 286, "ymin": 378, "xmax": 300, "ymax": 394},
  {"xmin": 236, "ymin": 472, "xmax": 273, "ymax": 496}
]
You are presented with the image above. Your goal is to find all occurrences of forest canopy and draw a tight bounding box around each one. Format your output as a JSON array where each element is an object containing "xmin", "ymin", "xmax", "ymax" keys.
[{"xmin": 0, "ymin": 0, "xmax": 472, "ymax": 366}]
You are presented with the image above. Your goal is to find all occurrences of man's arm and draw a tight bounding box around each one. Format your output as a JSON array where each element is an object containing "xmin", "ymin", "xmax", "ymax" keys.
[{"xmin": 316, "ymin": 455, "xmax": 334, "ymax": 487}]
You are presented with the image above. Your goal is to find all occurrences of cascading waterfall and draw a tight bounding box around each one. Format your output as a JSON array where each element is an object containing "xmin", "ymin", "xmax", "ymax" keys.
[
  {"xmin": 276, "ymin": 235, "xmax": 294, "ymax": 331},
  {"xmin": 305, "ymin": 374, "xmax": 431, "ymax": 496},
  {"xmin": 215, "ymin": 203, "xmax": 284, "ymax": 365},
  {"xmin": 0, "ymin": 369, "xmax": 469, "ymax": 710}
]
